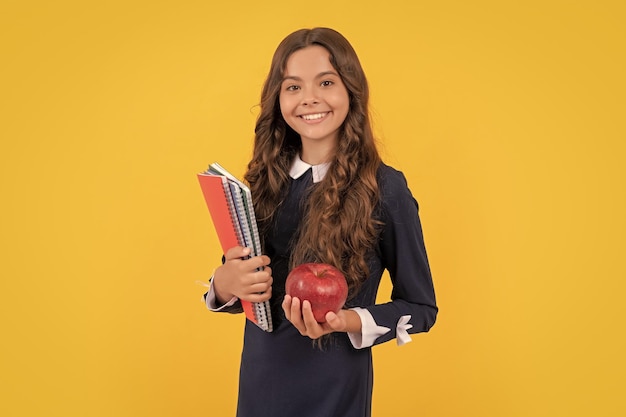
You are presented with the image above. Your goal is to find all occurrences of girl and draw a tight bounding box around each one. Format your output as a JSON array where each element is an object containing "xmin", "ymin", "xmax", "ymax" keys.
[{"xmin": 204, "ymin": 27, "xmax": 437, "ymax": 417}]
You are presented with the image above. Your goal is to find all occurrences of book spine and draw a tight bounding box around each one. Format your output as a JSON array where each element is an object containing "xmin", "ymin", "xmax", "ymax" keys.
[
  {"xmin": 242, "ymin": 188, "xmax": 263, "ymax": 258},
  {"xmin": 220, "ymin": 179, "xmax": 245, "ymax": 247},
  {"xmin": 228, "ymin": 181, "xmax": 254, "ymax": 251}
]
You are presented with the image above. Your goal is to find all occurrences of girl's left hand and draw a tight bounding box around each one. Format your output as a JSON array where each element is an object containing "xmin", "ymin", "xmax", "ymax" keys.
[{"xmin": 282, "ymin": 294, "xmax": 357, "ymax": 339}]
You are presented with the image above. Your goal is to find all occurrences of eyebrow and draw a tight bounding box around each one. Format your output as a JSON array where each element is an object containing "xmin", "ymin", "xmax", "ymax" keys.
[{"xmin": 282, "ymin": 71, "xmax": 340, "ymax": 82}]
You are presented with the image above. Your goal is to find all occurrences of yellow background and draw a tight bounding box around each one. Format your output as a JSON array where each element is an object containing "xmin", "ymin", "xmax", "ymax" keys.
[{"xmin": 1, "ymin": 1, "xmax": 625, "ymax": 416}]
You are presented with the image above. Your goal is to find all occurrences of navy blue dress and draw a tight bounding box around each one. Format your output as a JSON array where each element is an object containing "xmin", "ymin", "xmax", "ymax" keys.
[{"xmin": 213, "ymin": 164, "xmax": 437, "ymax": 417}]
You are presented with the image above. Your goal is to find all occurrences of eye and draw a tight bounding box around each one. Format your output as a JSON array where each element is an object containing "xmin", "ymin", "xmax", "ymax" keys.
[
  {"xmin": 321, "ymin": 80, "xmax": 334, "ymax": 87},
  {"xmin": 285, "ymin": 84, "xmax": 300, "ymax": 91}
]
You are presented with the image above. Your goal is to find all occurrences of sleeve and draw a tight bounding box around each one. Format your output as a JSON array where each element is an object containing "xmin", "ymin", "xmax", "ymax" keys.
[
  {"xmin": 356, "ymin": 168, "xmax": 438, "ymax": 348},
  {"xmin": 201, "ymin": 265, "xmax": 244, "ymax": 314}
]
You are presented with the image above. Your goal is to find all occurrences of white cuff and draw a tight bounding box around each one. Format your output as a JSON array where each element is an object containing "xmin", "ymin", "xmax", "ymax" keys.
[
  {"xmin": 203, "ymin": 278, "xmax": 239, "ymax": 311},
  {"xmin": 396, "ymin": 315, "xmax": 413, "ymax": 346},
  {"xmin": 347, "ymin": 307, "xmax": 390, "ymax": 349}
]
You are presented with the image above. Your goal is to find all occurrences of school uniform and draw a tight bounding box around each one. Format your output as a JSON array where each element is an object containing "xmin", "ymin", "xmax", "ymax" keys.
[{"xmin": 205, "ymin": 157, "xmax": 437, "ymax": 417}]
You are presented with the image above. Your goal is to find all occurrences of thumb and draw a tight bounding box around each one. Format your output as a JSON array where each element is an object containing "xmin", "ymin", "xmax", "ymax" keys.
[{"xmin": 325, "ymin": 311, "xmax": 344, "ymax": 331}]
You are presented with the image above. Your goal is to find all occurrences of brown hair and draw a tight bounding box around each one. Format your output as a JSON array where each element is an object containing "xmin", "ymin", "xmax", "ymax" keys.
[{"xmin": 245, "ymin": 27, "xmax": 382, "ymax": 298}]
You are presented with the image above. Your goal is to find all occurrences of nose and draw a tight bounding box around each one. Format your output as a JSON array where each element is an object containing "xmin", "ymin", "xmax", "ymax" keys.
[
  {"xmin": 301, "ymin": 97, "xmax": 319, "ymax": 106},
  {"xmin": 301, "ymin": 88, "xmax": 319, "ymax": 106}
]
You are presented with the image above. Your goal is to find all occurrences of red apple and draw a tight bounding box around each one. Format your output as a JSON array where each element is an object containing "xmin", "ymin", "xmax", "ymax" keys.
[{"xmin": 285, "ymin": 263, "xmax": 348, "ymax": 323}]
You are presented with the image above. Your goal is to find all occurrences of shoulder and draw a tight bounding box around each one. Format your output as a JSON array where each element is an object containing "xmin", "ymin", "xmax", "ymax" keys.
[
  {"xmin": 376, "ymin": 163, "xmax": 420, "ymax": 211},
  {"xmin": 376, "ymin": 163, "xmax": 410, "ymax": 194}
]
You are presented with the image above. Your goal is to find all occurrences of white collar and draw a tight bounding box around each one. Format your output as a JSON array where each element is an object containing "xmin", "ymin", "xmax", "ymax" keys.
[{"xmin": 289, "ymin": 155, "xmax": 331, "ymax": 183}]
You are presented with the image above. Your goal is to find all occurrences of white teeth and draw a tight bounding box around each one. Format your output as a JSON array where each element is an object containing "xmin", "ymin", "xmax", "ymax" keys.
[{"xmin": 301, "ymin": 112, "xmax": 327, "ymax": 120}]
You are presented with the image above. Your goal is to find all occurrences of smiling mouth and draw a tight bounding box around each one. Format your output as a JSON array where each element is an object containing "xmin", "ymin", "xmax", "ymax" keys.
[{"xmin": 299, "ymin": 112, "xmax": 329, "ymax": 121}]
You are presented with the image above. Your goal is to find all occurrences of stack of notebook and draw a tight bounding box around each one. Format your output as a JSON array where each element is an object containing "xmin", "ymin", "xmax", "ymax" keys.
[{"xmin": 197, "ymin": 162, "xmax": 273, "ymax": 332}]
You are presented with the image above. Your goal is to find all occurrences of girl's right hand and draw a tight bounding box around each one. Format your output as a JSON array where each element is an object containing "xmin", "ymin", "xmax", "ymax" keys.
[{"xmin": 212, "ymin": 246, "xmax": 273, "ymax": 305}]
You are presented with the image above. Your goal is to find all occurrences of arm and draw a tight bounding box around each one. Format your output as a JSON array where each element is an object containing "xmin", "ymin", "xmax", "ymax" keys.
[{"xmin": 353, "ymin": 168, "xmax": 438, "ymax": 347}]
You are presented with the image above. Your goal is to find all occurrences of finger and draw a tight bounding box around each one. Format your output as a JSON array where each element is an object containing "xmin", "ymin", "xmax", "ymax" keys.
[
  {"xmin": 302, "ymin": 300, "xmax": 322, "ymax": 329},
  {"xmin": 224, "ymin": 246, "xmax": 251, "ymax": 260},
  {"xmin": 259, "ymin": 255, "xmax": 271, "ymax": 267},
  {"xmin": 282, "ymin": 295, "xmax": 292, "ymax": 320},
  {"xmin": 260, "ymin": 271, "xmax": 273, "ymax": 287},
  {"xmin": 243, "ymin": 291, "xmax": 272, "ymax": 303},
  {"xmin": 254, "ymin": 269, "xmax": 272, "ymax": 284},
  {"xmin": 290, "ymin": 297, "xmax": 302, "ymax": 323},
  {"xmin": 263, "ymin": 266, "xmax": 272, "ymax": 279},
  {"xmin": 247, "ymin": 255, "xmax": 271, "ymax": 271},
  {"xmin": 241, "ymin": 271, "xmax": 271, "ymax": 292},
  {"xmin": 290, "ymin": 297, "xmax": 306, "ymax": 333},
  {"xmin": 248, "ymin": 281, "xmax": 272, "ymax": 295}
]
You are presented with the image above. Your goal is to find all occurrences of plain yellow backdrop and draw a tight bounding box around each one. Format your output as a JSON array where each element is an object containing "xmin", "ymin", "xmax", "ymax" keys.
[{"xmin": 1, "ymin": 1, "xmax": 625, "ymax": 416}]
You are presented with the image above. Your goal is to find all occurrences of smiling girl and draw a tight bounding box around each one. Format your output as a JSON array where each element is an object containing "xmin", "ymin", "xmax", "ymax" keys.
[{"xmin": 204, "ymin": 27, "xmax": 437, "ymax": 417}]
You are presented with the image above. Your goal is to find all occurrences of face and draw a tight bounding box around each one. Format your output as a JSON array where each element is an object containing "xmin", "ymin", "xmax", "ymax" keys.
[{"xmin": 279, "ymin": 45, "xmax": 350, "ymax": 155}]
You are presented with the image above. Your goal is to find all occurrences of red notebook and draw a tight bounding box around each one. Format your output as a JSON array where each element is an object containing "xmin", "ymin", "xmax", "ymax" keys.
[{"xmin": 197, "ymin": 165, "xmax": 273, "ymax": 332}]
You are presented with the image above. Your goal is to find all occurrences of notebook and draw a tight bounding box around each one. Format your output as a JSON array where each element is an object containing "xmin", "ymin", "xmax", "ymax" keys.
[{"xmin": 197, "ymin": 163, "xmax": 273, "ymax": 332}]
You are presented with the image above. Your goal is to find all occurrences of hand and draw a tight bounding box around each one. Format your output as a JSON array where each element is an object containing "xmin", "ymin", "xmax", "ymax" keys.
[
  {"xmin": 282, "ymin": 295, "xmax": 359, "ymax": 339},
  {"xmin": 212, "ymin": 246, "xmax": 273, "ymax": 304}
]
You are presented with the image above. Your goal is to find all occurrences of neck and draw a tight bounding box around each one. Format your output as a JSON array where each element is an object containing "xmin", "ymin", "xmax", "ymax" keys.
[{"xmin": 300, "ymin": 140, "xmax": 336, "ymax": 165}]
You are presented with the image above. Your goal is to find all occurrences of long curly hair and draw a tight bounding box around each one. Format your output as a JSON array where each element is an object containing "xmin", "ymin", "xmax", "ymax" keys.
[{"xmin": 244, "ymin": 28, "xmax": 382, "ymax": 298}]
